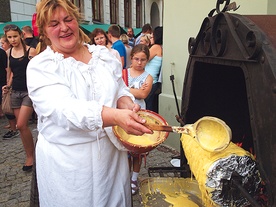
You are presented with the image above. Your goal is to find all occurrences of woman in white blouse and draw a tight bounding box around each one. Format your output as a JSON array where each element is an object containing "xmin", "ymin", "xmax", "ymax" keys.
[{"xmin": 26, "ymin": 0, "xmax": 152, "ymax": 206}]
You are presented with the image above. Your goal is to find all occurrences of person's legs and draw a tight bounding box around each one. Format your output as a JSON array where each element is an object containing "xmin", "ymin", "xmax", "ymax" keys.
[
  {"xmin": 2, "ymin": 114, "xmax": 18, "ymax": 139},
  {"xmin": 131, "ymin": 156, "xmax": 140, "ymax": 195},
  {"xmin": 8, "ymin": 116, "xmax": 17, "ymax": 131},
  {"xmin": 5, "ymin": 114, "xmax": 17, "ymax": 130},
  {"xmin": 11, "ymin": 91, "xmax": 35, "ymax": 170},
  {"xmin": 30, "ymin": 140, "xmax": 39, "ymax": 207},
  {"xmin": 0, "ymin": 86, "xmax": 4, "ymax": 117},
  {"xmin": 14, "ymin": 106, "xmax": 34, "ymax": 168}
]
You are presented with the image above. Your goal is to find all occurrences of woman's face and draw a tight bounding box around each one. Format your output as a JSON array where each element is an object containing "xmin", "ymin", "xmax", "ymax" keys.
[
  {"xmin": 0, "ymin": 38, "xmax": 10, "ymax": 51},
  {"xmin": 5, "ymin": 30, "xmax": 21, "ymax": 48},
  {"xmin": 44, "ymin": 6, "xmax": 80, "ymax": 54},
  {"xmin": 94, "ymin": 33, "xmax": 106, "ymax": 46}
]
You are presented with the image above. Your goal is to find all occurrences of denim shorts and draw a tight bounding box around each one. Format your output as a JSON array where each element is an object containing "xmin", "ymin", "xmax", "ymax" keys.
[{"xmin": 11, "ymin": 90, "xmax": 33, "ymax": 108}]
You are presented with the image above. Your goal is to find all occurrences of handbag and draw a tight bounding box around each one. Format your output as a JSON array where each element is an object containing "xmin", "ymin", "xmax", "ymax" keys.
[
  {"xmin": 122, "ymin": 68, "xmax": 128, "ymax": 86},
  {"xmin": 2, "ymin": 88, "xmax": 13, "ymax": 115}
]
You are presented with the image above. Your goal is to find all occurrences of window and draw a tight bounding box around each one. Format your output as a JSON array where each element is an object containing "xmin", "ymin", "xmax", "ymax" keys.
[
  {"xmin": 136, "ymin": 0, "xmax": 142, "ymax": 28},
  {"xmin": 124, "ymin": 0, "xmax": 131, "ymax": 27},
  {"xmin": 92, "ymin": 0, "xmax": 102, "ymax": 22},
  {"xmin": 110, "ymin": 0, "xmax": 118, "ymax": 24},
  {"xmin": 70, "ymin": 0, "xmax": 83, "ymax": 13}
]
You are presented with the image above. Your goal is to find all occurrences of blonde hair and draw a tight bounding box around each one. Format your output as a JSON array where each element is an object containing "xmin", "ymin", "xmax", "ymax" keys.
[
  {"xmin": 120, "ymin": 34, "xmax": 129, "ymax": 44},
  {"xmin": 36, "ymin": 0, "xmax": 90, "ymax": 46},
  {"xmin": 140, "ymin": 34, "xmax": 151, "ymax": 46}
]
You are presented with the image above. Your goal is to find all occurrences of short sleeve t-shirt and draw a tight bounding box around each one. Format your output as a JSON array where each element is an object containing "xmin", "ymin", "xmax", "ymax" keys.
[{"xmin": 112, "ymin": 40, "xmax": 126, "ymax": 68}]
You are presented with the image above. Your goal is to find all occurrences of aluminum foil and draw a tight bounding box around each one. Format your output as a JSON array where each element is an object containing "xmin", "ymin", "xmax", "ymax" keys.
[{"xmin": 206, "ymin": 155, "xmax": 261, "ymax": 206}]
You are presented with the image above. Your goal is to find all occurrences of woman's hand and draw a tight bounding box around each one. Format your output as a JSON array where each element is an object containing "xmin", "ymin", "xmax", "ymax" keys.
[{"xmin": 102, "ymin": 106, "xmax": 153, "ymax": 136}]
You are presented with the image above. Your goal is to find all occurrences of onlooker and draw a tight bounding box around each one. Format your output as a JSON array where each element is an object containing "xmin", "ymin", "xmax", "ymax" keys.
[
  {"xmin": 139, "ymin": 34, "xmax": 152, "ymax": 47},
  {"xmin": 22, "ymin": 26, "xmax": 39, "ymax": 49},
  {"xmin": 145, "ymin": 26, "xmax": 163, "ymax": 113},
  {"xmin": 120, "ymin": 33, "xmax": 132, "ymax": 68},
  {"xmin": 127, "ymin": 27, "xmax": 135, "ymax": 47},
  {"xmin": 135, "ymin": 23, "xmax": 152, "ymax": 45},
  {"xmin": 89, "ymin": 28, "xmax": 121, "ymax": 62},
  {"xmin": 3, "ymin": 24, "xmax": 36, "ymax": 171},
  {"xmin": 0, "ymin": 35, "xmax": 11, "ymax": 52},
  {"xmin": 26, "ymin": 0, "xmax": 152, "ymax": 206},
  {"xmin": 0, "ymin": 44, "xmax": 7, "ymax": 118},
  {"xmin": 108, "ymin": 24, "xmax": 126, "ymax": 68},
  {"xmin": 128, "ymin": 44, "xmax": 153, "ymax": 195},
  {"xmin": 127, "ymin": 44, "xmax": 153, "ymax": 195},
  {"xmin": 0, "ymin": 35, "xmax": 18, "ymax": 139}
]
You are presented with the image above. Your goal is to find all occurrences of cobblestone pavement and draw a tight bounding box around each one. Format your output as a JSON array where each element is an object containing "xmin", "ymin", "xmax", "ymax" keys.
[{"xmin": 0, "ymin": 116, "xmax": 180, "ymax": 207}]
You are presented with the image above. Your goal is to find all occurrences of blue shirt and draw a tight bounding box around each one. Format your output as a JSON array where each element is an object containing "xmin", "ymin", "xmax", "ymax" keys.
[
  {"xmin": 128, "ymin": 37, "xmax": 135, "ymax": 47},
  {"xmin": 112, "ymin": 40, "xmax": 127, "ymax": 68}
]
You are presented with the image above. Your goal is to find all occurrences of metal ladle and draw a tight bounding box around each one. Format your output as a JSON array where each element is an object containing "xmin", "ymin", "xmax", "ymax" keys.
[{"xmin": 143, "ymin": 116, "xmax": 232, "ymax": 152}]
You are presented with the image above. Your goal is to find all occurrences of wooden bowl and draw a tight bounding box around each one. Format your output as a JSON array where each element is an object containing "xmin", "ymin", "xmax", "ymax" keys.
[{"xmin": 113, "ymin": 110, "xmax": 169, "ymax": 154}]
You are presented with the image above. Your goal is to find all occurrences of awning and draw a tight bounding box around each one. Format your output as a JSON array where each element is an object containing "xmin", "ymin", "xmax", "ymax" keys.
[
  {"xmin": 80, "ymin": 23, "xmax": 130, "ymax": 36},
  {"xmin": 132, "ymin": 28, "xmax": 142, "ymax": 37},
  {"xmin": 80, "ymin": 23, "xmax": 110, "ymax": 34},
  {"xmin": 0, "ymin": 20, "xmax": 141, "ymax": 38},
  {"xmin": 0, "ymin": 20, "xmax": 32, "ymax": 36},
  {"xmin": 81, "ymin": 23, "xmax": 141, "ymax": 36}
]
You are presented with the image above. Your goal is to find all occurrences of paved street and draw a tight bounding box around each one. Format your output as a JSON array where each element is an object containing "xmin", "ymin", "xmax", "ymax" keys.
[{"xmin": 0, "ymin": 116, "xmax": 180, "ymax": 207}]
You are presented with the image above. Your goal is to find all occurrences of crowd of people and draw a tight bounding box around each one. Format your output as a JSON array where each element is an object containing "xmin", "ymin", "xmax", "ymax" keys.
[{"xmin": 0, "ymin": 0, "xmax": 163, "ymax": 205}]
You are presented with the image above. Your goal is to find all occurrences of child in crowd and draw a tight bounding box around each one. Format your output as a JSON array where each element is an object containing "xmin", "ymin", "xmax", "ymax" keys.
[{"xmin": 127, "ymin": 44, "xmax": 153, "ymax": 195}]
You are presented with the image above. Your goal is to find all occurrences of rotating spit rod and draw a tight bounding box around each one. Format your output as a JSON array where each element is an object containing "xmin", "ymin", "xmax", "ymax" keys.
[
  {"xmin": 220, "ymin": 172, "xmax": 262, "ymax": 207},
  {"xmin": 181, "ymin": 133, "xmax": 262, "ymax": 207}
]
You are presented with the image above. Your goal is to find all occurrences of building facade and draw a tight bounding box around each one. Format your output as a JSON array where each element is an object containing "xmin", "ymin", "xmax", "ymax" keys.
[{"xmin": 0, "ymin": 0, "xmax": 163, "ymax": 29}]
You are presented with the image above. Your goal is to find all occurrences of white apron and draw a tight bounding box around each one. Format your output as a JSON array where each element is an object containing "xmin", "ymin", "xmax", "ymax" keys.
[{"xmin": 27, "ymin": 44, "xmax": 133, "ymax": 206}]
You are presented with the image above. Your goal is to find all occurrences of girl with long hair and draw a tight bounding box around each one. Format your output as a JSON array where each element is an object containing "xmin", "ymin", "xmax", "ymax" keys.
[{"xmin": 3, "ymin": 24, "xmax": 36, "ymax": 171}]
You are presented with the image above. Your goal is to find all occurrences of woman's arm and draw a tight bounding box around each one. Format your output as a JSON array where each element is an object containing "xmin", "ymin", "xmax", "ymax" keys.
[{"xmin": 29, "ymin": 47, "xmax": 37, "ymax": 59}]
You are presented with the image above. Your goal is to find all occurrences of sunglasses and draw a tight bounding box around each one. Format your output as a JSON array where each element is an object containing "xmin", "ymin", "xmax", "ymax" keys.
[{"xmin": 3, "ymin": 24, "xmax": 19, "ymax": 32}]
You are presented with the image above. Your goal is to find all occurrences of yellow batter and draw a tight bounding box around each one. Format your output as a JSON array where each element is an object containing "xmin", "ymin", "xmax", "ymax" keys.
[
  {"xmin": 140, "ymin": 178, "xmax": 202, "ymax": 207},
  {"xmin": 181, "ymin": 133, "xmax": 254, "ymax": 207},
  {"xmin": 113, "ymin": 124, "xmax": 167, "ymax": 147},
  {"xmin": 164, "ymin": 192, "xmax": 199, "ymax": 207},
  {"xmin": 126, "ymin": 131, "xmax": 161, "ymax": 146}
]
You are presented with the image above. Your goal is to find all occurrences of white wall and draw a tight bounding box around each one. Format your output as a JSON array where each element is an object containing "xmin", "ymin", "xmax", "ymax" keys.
[
  {"xmin": 10, "ymin": 0, "xmax": 36, "ymax": 21},
  {"xmin": 161, "ymin": 0, "xmax": 273, "ymax": 150},
  {"xmin": 268, "ymin": 0, "xmax": 276, "ymax": 14}
]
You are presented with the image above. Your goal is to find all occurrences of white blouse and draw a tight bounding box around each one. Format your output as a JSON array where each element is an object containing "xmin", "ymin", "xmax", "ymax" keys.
[{"xmin": 27, "ymin": 44, "xmax": 133, "ymax": 148}]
